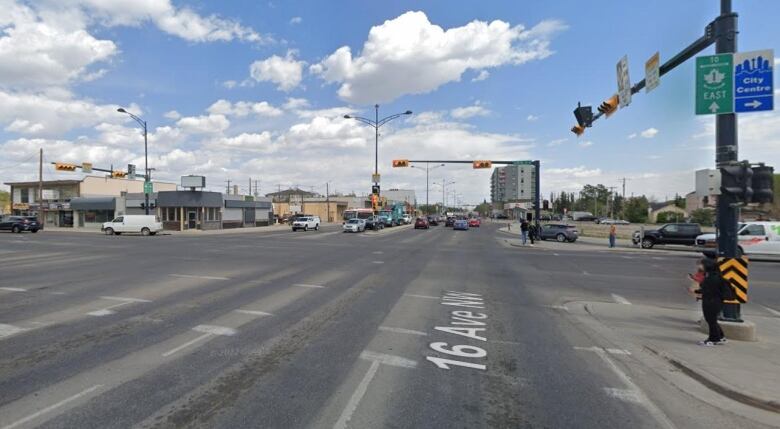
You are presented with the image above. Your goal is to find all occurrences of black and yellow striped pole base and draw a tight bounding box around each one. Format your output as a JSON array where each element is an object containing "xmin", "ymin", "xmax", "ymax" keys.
[{"xmin": 718, "ymin": 256, "xmax": 749, "ymax": 323}]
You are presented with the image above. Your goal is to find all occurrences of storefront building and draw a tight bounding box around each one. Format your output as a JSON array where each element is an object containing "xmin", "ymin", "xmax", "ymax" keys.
[
  {"xmin": 157, "ymin": 190, "xmax": 223, "ymax": 231},
  {"xmin": 223, "ymin": 195, "xmax": 274, "ymax": 228}
]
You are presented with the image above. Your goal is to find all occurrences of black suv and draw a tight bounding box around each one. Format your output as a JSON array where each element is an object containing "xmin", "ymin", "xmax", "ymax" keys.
[
  {"xmin": 632, "ymin": 223, "xmax": 701, "ymax": 249},
  {"xmin": 363, "ymin": 215, "xmax": 384, "ymax": 231},
  {"xmin": 0, "ymin": 216, "xmax": 41, "ymax": 233}
]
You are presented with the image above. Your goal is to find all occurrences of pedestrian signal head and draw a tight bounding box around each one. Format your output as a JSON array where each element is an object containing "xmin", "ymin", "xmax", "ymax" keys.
[
  {"xmin": 472, "ymin": 160, "xmax": 492, "ymax": 169},
  {"xmin": 392, "ymin": 159, "xmax": 410, "ymax": 168},
  {"xmin": 598, "ymin": 95, "xmax": 619, "ymax": 117},
  {"xmin": 573, "ymin": 103, "xmax": 593, "ymax": 128}
]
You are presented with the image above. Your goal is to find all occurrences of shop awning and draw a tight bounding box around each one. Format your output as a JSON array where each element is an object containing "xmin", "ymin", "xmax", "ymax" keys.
[{"xmin": 70, "ymin": 197, "xmax": 116, "ymax": 210}]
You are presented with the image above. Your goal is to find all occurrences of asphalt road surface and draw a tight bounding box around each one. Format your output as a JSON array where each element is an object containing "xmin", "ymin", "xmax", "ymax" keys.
[{"xmin": 1, "ymin": 223, "xmax": 778, "ymax": 428}]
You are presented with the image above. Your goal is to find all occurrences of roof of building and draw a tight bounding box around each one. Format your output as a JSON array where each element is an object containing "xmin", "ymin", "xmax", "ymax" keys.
[
  {"xmin": 265, "ymin": 187, "xmax": 319, "ymax": 197},
  {"xmin": 4, "ymin": 180, "xmax": 81, "ymax": 187}
]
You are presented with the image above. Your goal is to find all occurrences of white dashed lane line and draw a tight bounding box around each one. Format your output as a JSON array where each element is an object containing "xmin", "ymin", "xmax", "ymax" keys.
[
  {"xmin": 169, "ymin": 274, "xmax": 230, "ymax": 281},
  {"xmin": 611, "ymin": 294, "xmax": 632, "ymax": 305},
  {"xmin": 378, "ymin": 326, "xmax": 428, "ymax": 336},
  {"xmin": 161, "ymin": 325, "xmax": 237, "ymax": 358}
]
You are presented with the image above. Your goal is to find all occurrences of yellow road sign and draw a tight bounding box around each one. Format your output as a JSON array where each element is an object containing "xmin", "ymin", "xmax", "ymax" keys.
[{"xmin": 718, "ymin": 256, "xmax": 748, "ymax": 303}]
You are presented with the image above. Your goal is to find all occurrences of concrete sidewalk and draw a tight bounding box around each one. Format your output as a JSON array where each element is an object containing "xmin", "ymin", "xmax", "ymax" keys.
[
  {"xmin": 40, "ymin": 224, "xmax": 292, "ymax": 236},
  {"xmin": 570, "ymin": 300, "xmax": 780, "ymax": 417}
]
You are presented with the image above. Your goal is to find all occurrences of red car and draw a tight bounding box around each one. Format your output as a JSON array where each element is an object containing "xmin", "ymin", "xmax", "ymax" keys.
[
  {"xmin": 414, "ymin": 217, "xmax": 429, "ymax": 229},
  {"xmin": 468, "ymin": 218, "xmax": 480, "ymax": 227}
]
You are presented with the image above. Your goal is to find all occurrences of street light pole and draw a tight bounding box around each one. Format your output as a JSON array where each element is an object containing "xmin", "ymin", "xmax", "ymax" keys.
[
  {"xmin": 344, "ymin": 106, "xmax": 412, "ymax": 201},
  {"xmin": 117, "ymin": 108, "xmax": 150, "ymax": 215},
  {"xmin": 412, "ymin": 163, "xmax": 444, "ymax": 214}
]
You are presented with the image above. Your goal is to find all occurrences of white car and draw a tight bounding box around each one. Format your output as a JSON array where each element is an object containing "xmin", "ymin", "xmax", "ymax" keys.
[
  {"xmin": 292, "ymin": 216, "xmax": 320, "ymax": 231},
  {"xmin": 102, "ymin": 215, "xmax": 162, "ymax": 236},
  {"xmin": 695, "ymin": 222, "xmax": 780, "ymax": 256},
  {"xmin": 342, "ymin": 218, "xmax": 366, "ymax": 232},
  {"xmin": 402, "ymin": 214, "xmax": 412, "ymax": 225}
]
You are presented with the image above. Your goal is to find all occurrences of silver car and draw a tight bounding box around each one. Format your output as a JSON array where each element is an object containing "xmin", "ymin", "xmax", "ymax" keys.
[{"xmin": 342, "ymin": 218, "xmax": 366, "ymax": 232}]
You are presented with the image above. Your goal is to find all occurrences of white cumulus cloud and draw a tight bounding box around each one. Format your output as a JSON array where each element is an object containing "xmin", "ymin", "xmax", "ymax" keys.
[
  {"xmin": 176, "ymin": 114, "xmax": 230, "ymax": 134},
  {"xmin": 640, "ymin": 127, "xmax": 658, "ymax": 138},
  {"xmin": 310, "ymin": 11, "xmax": 566, "ymax": 103},
  {"xmin": 206, "ymin": 99, "xmax": 282, "ymax": 117},
  {"xmin": 451, "ymin": 104, "xmax": 490, "ymax": 119},
  {"xmin": 472, "ymin": 70, "xmax": 490, "ymax": 82},
  {"xmin": 250, "ymin": 50, "xmax": 305, "ymax": 92}
]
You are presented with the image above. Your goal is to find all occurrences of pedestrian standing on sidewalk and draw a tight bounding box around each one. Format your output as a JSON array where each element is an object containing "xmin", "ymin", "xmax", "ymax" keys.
[
  {"xmin": 697, "ymin": 258, "xmax": 729, "ymax": 346},
  {"xmin": 520, "ymin": 219, "xmax": 529, "ymax": 246},
  {"xmin": 608, "ymin": 224, "xmax": 617, "ymax": 248},
  {"xmin": 529, "ymin": 222, "xmax": 536, "ymax": 246}
]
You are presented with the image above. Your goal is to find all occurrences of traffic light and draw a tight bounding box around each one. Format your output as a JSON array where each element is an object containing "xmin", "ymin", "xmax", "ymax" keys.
[
  {"xmin": 472, "ymin": 160, "xmax": 492, "ymax": 169},
  {"xmin": 111, "ymin": 170, "xmax": 127, "ymax": 178},
  {"xmin": 751, "ymin": 165, "xmax": 774, "ymax": 204},
  {"xmin": 372, "ymin": 185, "xmax": 380, "ymax": 195},
  {"xmin": 573, "ymin": 103, "xmax": 593, "ymax": 128},
  {"xmin": 392, "ymin": 159, "xmax": 410, "ymax": 167},
  {"xmin": 598, "ymin": 95, "xmax": 619, "ymax": 117},
  {"xmin": 571, "ymin": 125, "xmax": 585, "ymax": 136},
  {"xmin": 127, "ymin": 164, "xmax": 136, "ymax": 180},
  {"xmin": 54, "ymin": 163, "xmax": 78, "ymax": 172},
  {"xmin": 720, "ymin": 163, "xmax": 753, "ymax": 204},
  {"xmin": 371, "ymin": 194, "xmax": 378, "ymax": 210}
]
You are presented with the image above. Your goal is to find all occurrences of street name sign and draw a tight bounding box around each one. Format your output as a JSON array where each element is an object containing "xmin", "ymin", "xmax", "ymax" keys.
[
  {"xmin": 81, "ymin": 162, "xmax": 92, "ymax": 173},
  {"xmin": 696, "ymin": 54, "xmax": 733, "ymax": 115},
  {"xmin": 616, "ymin": 55, "xmax": 631, "ymax": 107},
  {"xmin": 645, "ymin": 52, "xmax": 660, "ymax": 93},
  {"xmin": 372, "ymin": 174, "xmax": 380, "ymax": 183},
  {"xmin": 734, "ymin": 49, "xmax": 774, "ymax": 113}
]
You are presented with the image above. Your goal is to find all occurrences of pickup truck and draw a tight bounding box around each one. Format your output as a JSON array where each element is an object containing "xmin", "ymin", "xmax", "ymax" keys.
[
  {"xmin": 291, "ymin": 216, "xmax": 320, "ymax": 231},
  {"xmin": 632, "ymin": 223, "xmax": 702, "ymax": 249},
  {"xmin": 695, "ymin": 222, "xmax": 780, "ymax": 256}
]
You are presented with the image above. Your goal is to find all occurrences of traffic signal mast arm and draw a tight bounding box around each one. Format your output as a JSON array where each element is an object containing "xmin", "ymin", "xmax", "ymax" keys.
[
  {"xmin": 52, "ymin": 162, "xmax": 114, "ymax": 173},
  {"xmin": 577, "ymin": 18, "xmax": 721, "ymax": 128}
]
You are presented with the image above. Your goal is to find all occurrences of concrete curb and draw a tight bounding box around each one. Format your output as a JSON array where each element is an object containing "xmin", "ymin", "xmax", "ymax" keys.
[{"xmin": 643, "ymin": 345, "xmax": 780, "ymax": 414}]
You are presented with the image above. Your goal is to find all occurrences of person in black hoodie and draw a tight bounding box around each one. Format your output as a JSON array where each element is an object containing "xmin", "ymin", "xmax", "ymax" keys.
[{"xmin": 695, "ymin": 258, "xmax": 727, "ymax": 346}]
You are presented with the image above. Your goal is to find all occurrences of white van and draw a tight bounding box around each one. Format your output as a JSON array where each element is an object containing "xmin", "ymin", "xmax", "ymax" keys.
[
  {"xmin": 695, "ymin": 222, "xmax": 780, "ymax": 256},
  {"xmin": 102, "ymin": 215, "xmax": 163, "ymax": 236}
]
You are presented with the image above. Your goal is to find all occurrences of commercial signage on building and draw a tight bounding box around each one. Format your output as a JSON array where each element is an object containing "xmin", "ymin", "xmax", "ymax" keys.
[
  {"xmin": 42, "ymin": 189, "xmax": 60, "ymax": 200},
  {"xmin": 12, "ymin": 203, "xmax": 30, "ymax": 210}
]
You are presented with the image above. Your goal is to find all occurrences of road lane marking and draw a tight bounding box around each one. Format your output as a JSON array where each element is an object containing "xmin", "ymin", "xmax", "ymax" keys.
[
  {"xmin": 760, "ymin": 305, "xmax": 780, "ymax": 317},
  {"xmin": 372, "ymin": 251, "xmax": 383, "ymax": 254},
  {"xmin": 545, "ymin": 305, "xmax": 569, "ymax": 311},
  {"xmin": 234, "ymin": 309, "xmax": 274, "ymax": 317},
  {"xmin": 169, "ymin": 274, "xmax": 230, "ymax": 281},
  {"xmin": 0, "ymin": 324, "xmax": 26, "ymax": 338},
  {"xmin": 553, "ymin": 253, "xmax": 560, "ymax": 256},
  {"xmin": 611, "ymin": 294, "xmax": 632, "ymax": 305},
  {"xmin": 333, "ymin": 360, "xmax": 380, "ymax": 429},
  {"xmin": 292, "ymin": 283, "xmax": 325, "ymax": 289},
  {"xmin": 0, "ymin": 287, "xmax": 26, "ymax": 292},
  {"xmin": 606, "ymin": 348, "xmax": 631, "ymax": 355},
  {"xmin": 360, "ymin": 351, "xmax": 418, "ymax": 369},
  {"xmin": 621, "ymin": 256, "xmax": 634, "ymax": 259},
  {"xmin": 652, "ymin": 257, "xmax": 666, "ymax": 260},
  {"xmin": 372, "ymin": 261, "xmax": 384, "ymax": 264},
  {"xmin": 403, "ymin": 293, "xmax": 439, "ymax": 300},
  {"xmin": 575, "ymin": 346, "xmax": 676, "ymax": 429},
  {"xmin": 605, "ymin": 387, "xmax": 643, "ymax": 403},
  {"xmin": 1, "ymin": 384, "xmax": 103, "ymax": 429},
  {"xmin": 162, "ymin": 325, "xmax": 236, "ymax": 357},
  {"xmin": 582, "ymin": 271, "xmax": 591, "ymax": 276},
  {"xmin": 378, "ymin": 326, "xmax": 428, "ymax": 336},
  {"xmin": 100, "ymin": 296, "xmax": 152, "ymax": 303}
]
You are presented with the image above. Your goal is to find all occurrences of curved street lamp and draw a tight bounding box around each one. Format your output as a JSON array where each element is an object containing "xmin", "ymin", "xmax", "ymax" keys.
[
  {"xmin": 117, "ymin": 108, "xmax": 150, "ymax": 215},
  {"xmin": 344, "ymin": 104, "xmax": 412, "ymax": 197},
  {"xmin": 433, "ymin": 179, "xmax": 456, "ymax": 214}
]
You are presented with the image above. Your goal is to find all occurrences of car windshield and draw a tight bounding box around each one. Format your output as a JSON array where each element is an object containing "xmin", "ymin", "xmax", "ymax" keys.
[{"xmin": 347, "ymin": 219, "xmax": 360, "ymax": 224}]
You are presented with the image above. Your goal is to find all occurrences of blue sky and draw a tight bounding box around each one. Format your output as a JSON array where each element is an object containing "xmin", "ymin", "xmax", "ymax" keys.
[{"xmin": 1, "ymin": 0, "xmax": 778, "ymax": 204}]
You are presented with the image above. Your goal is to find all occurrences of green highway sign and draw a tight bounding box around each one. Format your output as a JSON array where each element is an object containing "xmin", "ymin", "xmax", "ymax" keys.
[
  {"xmin": 696, "ymin": 54, "xmax": 733, "ymax": 115},
  {"xmin": 144, "ymin": 181, "xmax": 153, "ymax": 194}
]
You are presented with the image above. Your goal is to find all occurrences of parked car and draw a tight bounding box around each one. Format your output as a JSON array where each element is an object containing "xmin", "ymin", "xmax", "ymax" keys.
[
  {"xmin": 445, "ymin": 217, "xmax": 455, "ymax": 227},
  {"xmin": 571, "ymin": 211, "xmax": 598, "ymax": 222},
  {"xmin": 364, "ymin": 215, "xmax": 384, "ymax": 231},
  {"xmin": 468, "ymin": 218, "xmax": 481, "ymax": 227},
  {"xmin": 695, "ymin": 222, "xmax": 780, "ymax": 256},
  {"xmin": 402, "ymin": 214, "xmax": 412, "ymax": 225},
  {"xmin": 102, "ymin": 215, "xmax": 162, "ymax": 236},
  {"xmin": 291, "ymin": 216, "xmax": 320, "ymax": 231},
  {"xmin": 414, "ymin": 217, "xmax": 429, "ymax": 229},
  {"xmin": 453, "ymin": 219, "xmax": 469, "ymax": 230},
  {"xmin": 539, "ymin": 224, "xmax": 578, "ymax": 242},
  {"xmin": 342, "ymin": 218, "xmax": 366, "ymax": 233},
  {"xmin": 378, "ymin": 214, "xmax": 394, "ymax": 228},
  {"xmin": 632, "ymin": 223, "xmax": 702, "ymax": 249},
  {"xmin": 0, "ymin": 216, "xmax": 41, "ymax": 233},
  {"xmin": 426, "ymin": 215, "xmax": 439, "ymax": 226}
]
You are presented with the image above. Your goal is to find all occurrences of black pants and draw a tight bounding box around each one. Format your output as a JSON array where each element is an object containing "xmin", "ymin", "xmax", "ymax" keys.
[{"xmin": 702, "ymin": 299, "xmax": 724, "ymax": 341}]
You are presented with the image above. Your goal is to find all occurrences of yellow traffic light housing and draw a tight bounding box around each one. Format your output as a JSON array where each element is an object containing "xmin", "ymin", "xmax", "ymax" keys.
[
  {"xmin": 598, "ymin": 95, "xmax": 619, "ymax": 117},
  {"xmin": 571, "ymin": 125, "xmax": 585, "ymax": 136},
  {"xmin": 54, "ymin": 163, "xmax": 78, "ymax": 172},
  {"xmin": 472, "ymin": 160, "xmax": 492, "ymax": 169},
  {"xmin": 392, "ymin": 159, "xmax": 410, "ymax": 167},
  {"xmin": 111, "ymin": 171, "xmax": 127, "ymax": 178}
]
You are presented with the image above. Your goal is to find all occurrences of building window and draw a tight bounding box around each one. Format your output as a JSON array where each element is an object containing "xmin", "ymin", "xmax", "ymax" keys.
[
  {"xmin": 206, "ymin": 207, "xmax": 220, "ymax": 221},
  {"xmin": 162, "ymin": 207, "xmax": 180, "ymax": 222},
  {"xmin": 84, "ymin": 210, "xmax": 114, "ymax": 223},
  {"xmin": 21, "ymin": 189, "xmax": 29, "ymax": 203}
]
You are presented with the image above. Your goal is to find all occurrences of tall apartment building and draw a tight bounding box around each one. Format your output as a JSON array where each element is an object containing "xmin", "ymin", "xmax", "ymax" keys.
[{"xmin": 490, "ymin": 164, "xmax": 536, "ymax": 203}]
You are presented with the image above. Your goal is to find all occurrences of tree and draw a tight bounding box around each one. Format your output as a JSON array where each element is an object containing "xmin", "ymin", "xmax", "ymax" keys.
[
  {"xmin": 474, "ymin": 200, "xmax": 491, "ymax": 217},
  {"xmin": 656, "ymin": 211, "xmax": 684, "ymax": 224},
  {"xmin": 690, "ymin": 208, "xmax": 715, "ymax": 226},
  {"xmin": 624, "ymin": 196, "xmax": 650, "ymax": 223},
  {"xmin": 674, "ymin": 193, "xmax": 686, "ymax": 209},
  {"xmin": 0, "ymin": 190, "xmax": 9, "ymax": 214}
]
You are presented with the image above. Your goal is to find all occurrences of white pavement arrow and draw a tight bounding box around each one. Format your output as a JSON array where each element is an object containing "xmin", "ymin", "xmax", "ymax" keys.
[
  {"xmin": 745, "ymin": 100, "xmax": 762, "ymax": 109},
  {"xmin": 708, "ymin": 102, "xmax": 720, "ymax": 113}
]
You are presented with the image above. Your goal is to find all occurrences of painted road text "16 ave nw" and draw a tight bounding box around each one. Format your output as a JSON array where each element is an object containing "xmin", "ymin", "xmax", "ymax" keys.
[{"xmin": 426, "ymin": 291, "xmax": 488, "ymax": 371}]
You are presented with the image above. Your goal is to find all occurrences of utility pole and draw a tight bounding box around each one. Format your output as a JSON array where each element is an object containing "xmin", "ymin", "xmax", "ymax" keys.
[
  {"xmin": 38, "ymin": 148, "xmax": 43, "ymax": 219},
  {"xmin": 326, "ymin": 182, "xmax": 330, "ymax": 222},
  {"xmin": 254, "ymin": 180, "xmax": 259, "ymax": 197},
  {"xmin": 226, "ymin": 179, "xmax": 231, "ymax": 195},
  {"xmin": 608, "ymin": 186, "xmax": 618, "ymax": 218}
]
